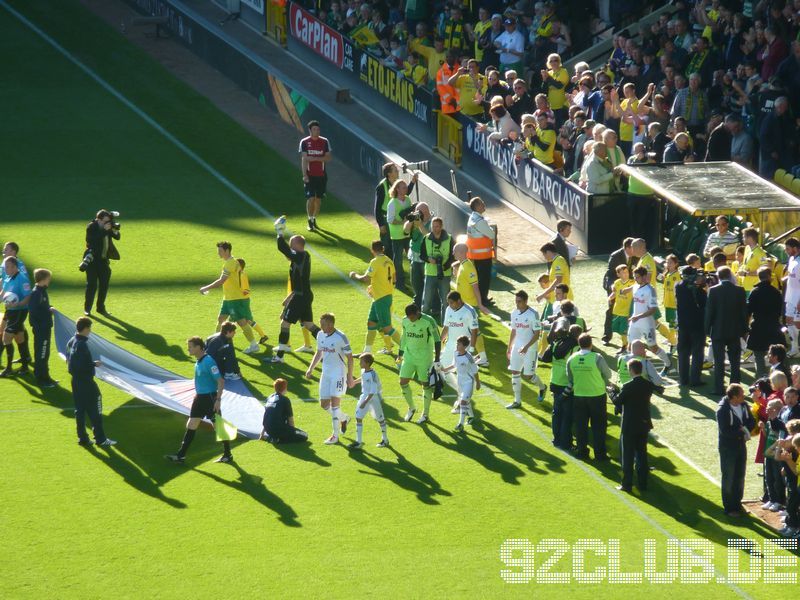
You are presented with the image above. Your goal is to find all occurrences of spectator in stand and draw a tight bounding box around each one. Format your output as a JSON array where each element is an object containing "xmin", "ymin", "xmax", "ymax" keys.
[
  {"xmin": 644, "ymin": 122, "xmax": 669, "ymax": 163},
  {"xmin": 602, "ymin": 129, "xmax": 626, "ymax": 185},
  {"xmin": 760, "ymin": 26, "xmax": 789, "ymax": 81},
  {"xmin": 466, "ymin": 7, "xmax": 492, "ymax": 65},
  {"xmin": 403, "ymin": 52, "xmax": 428, "ymax": 85},
  {"xmin": 672, "ymin": 73, "xmax": 710, "ymax": 137},
  {"xmin": 477, "ymin": 100, "xmax": 521, "ymax": 143},
  {"xmin": 479, "ymin": 14, "xmax": 504, "ymax": 70},
  {"xmin": 583, "ymin": 141, "xmax": 615, "ymax": 193},
  {"xmin": 727, "ymin": 113, "xmax": 754, "ymax": 167},
  {"xmin": 482, "ymin": 69, "xmax": 511, "ymax": 118},
  {"xmin": 542, "ymin": 53, "xmax": 570, "ymax": 126},
  {"xmin": 506, "ymin": 79, "xmax": 534, "ymax": 125},
  {"xmin": 748, "ymin": 267, "xmax": 785, "ymax": 378},
  {"xmin": 494, "ymin": 17, "xmax": 525, "ymax": 74},
  {"xmin": 572, "ymin": 118, "xmax": 595, "ymax": 174},
  {"xmin": 759, "ymin": 96, "xmax": 797, "ymax": 178},
  {"xmin": 532, "ymin": 93, "xmax": 555, "ymax": 125},
  {"xmin": 527, "ymin": 112, "xmax": 557, "ymax": 168},
  {"xmin": 685, "ymin": 35, "xmax": 719, "ymax": 89},
  {"xmin": 663, "ymin": 132, "xmax": 695, "ymax": 163},
  {"xmin": 777, "ymin": 40, "xmax": 800, "ymax": 116},
  {"xmin": 447, "ymin": 59, "xmax": 487, "ymax": 119},
  {"xmin": 617, "ymin": 82, "xmax": 655, "ymax": 157},
  {"xmin": 410, "ymin": 35, "xmax": 446, "ymax": 88},
  {"xmin": 705, "ymin": 112, "xmax": 732, "ymax": 161},
  {"xmin": 438, "ymin": 4, "xmax": 468, "ymax": 53}
]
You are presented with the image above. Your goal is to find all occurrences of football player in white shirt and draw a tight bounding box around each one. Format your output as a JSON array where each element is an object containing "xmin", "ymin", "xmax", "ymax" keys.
[
  {"xmin": 304, "ymin": 312, "xmax": 354, "ymax": 444},
  {"xmin": 783, "ymin": 238, "xmax": 800, "ymax": 356},
  {"xmin": 628, "ymin": 267, "xmax": 672, "ymax": 374},
  {"xmin": 441, "ymin": 336, "xmax": 480, "ymax": 432},
  {"xmin": 506, "ymin": 290, "xmax": 547, "ymax": 409},
  {"xmin": 441, "ymin": 291, "xmax": 481, "ymax": 412},
  {"xmin": 348, "ymin": 353, "xmax": 389, "ymax": 449}
]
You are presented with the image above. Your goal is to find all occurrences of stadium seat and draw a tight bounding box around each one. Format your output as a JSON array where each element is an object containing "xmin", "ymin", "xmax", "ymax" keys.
[
  {"xmin": 782, "ymin": 172, "xmax": 794, "ymax": 190},
  {"xmin": 775, "ymin": 168, "xmax": 786, "ymax": 183},
  {"xmin": 792, "ymin": 178, "xmax": 800, "ymax": 197}
]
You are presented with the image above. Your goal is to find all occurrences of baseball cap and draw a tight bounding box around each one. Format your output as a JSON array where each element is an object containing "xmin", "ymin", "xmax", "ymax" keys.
[{"xmin": 503, "ymin": 17, "xmax": 514, "ymax": 25}]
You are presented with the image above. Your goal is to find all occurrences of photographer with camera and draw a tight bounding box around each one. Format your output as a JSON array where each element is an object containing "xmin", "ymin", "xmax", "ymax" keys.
[
  {"xmin": 82, "ymin": 209, "xmax": 120, "ymax": 317},
  {"xmin": 404, "ymin": 202, "xmax": 432, "ymax": 310},
  {"xmin": 375, "ymin": 163, "xmax": 418, "ymax": 261},
  {"xmin": 386, "ymin": 180, "xmax": 416, "ymax": 291},
  {"xmin": 419, "ymin": 217, "xmax": 454, "ymax": 324}
]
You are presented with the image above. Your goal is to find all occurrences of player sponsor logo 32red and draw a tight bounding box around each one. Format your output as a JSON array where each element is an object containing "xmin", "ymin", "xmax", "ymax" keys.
[{"xmin": 289, "ymin": 3, "xmax": 344, "ymax": 69}]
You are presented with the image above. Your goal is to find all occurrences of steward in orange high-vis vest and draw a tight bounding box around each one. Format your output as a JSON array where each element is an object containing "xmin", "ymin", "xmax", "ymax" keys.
[{"xmin": 436, "ymin": 52, "xmax": 460, "ymax": 115}]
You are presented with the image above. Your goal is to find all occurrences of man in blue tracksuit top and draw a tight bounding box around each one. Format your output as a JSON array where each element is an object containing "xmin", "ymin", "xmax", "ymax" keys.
[
  {"xmin": 66, "ymin": 317, "xmax": 116, "ymax": 447},
  {"xmin": 28, "ymin": 268, "xmax": 57, "ymax": 387},
  {"xmin": 166, "ymin": 336, "xmax": 232, "ymax": 464}
]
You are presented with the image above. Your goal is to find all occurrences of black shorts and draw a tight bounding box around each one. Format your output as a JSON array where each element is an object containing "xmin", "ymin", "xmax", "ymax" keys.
[
  {"xmin": 304, "ymin": 175, "xmax": 327, "ymax": 199},
  {"xmin": 3, "ymin": 310, "xmax": 28, "ymax": 335},
  {"xmin": 190, "ymin": 393, "xmax": 217, "ymax": 419},
  {"xmin": 282, "ymin": 292, "xmax": 314, "ymax": 324}
]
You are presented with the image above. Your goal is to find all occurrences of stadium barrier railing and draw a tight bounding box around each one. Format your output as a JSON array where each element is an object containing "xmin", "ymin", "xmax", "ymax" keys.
[{"xmin": 435, "ymin": 111, "xmax": 462, "ymax": 166}]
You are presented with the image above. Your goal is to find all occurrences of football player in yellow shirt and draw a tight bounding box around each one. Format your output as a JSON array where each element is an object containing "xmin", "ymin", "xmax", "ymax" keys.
[
  {"xmin": 236, "ymin": 258, "xmax": 268, "ymax": 345},
  {"xmin": 608, "ymin": 264, "xmax": 634, "ymax": 349},
  {"xmin": 535, "ymin": 242, "xmax": 571, "ymax": 355},
  {"xmin": 738, "ymin": 227, "xmax": 766, "ymax": 294},
  {"xmin": 200, "ymin": 241, "xmax": 258, "ymax": 354},
  {"xmin": 452, "ymin": 243, "xmax": 489, "ymax": 364},
  {"xmin": 350, "ymin": 240, "xmax": 402, "ymax": 355},
  {"xmin": 662, "ymin": 254, "xmax": 681, "ymax": 344}
]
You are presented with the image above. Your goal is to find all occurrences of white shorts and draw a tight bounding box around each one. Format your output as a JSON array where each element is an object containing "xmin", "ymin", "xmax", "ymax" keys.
[
  {"xmin": 440, "ymin": 343, "xmax": 456, "ymax": 368},
  {"xmin": 319, "ymin": 372, "xmax": 346, "ymax": 400},
  {"xmin": 457, "ymin": 380, "xmax": 474, "ymax": 401},
  {"xmin": 786, "ymin": 296, "xmax": 800, "ymax": 320},
  {"xmin": 628, "ymin": 321, "xmax": 656, "ymax": 346},
  {"xmin": 355, "ymin": 395, "xmax": 385, "ymax": 420},
  {"xmin": 508, "ymin": 347, "xmax": 536, "ymax": 376}
]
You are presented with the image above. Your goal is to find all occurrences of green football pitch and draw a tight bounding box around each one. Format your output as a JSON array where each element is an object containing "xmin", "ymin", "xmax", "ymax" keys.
[{"xmin": 0, "ymin": 1, "xmax": 791, "ymax": 597}]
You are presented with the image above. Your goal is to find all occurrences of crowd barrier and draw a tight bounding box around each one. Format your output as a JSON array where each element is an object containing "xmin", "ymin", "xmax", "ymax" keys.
[{"xmin": 122, "ymin": 0, "xmax": 471, "ymax": 236}]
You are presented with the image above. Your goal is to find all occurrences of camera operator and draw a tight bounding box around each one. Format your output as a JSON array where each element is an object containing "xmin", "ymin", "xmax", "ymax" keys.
[
  {"xmin": 419, "ymin": 217, "xmax": 454, "ymax": 324},
  {"xmin": 83, "ymin": 209, "xmax": 120, "ymax": 317},
  {"xmin": 675, "ymin": 266, "xmax": 708, "ymax": 387},
  {"xmin": 404, "ymin": 202, "xmax": 432, "ymax": 309},
  {"xmin": 375, "ymin": 163, "xmax": 417, "ymax": 261}
]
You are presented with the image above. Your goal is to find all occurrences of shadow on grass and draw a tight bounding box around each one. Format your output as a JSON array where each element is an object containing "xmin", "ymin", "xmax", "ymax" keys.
[
  {"xmin": 422, "ymin": 421, "xmax": 526, "ymax": 485},
  {"xmin": 271, "ymin": 439, "xmax": 332, "ymax": 467},
  {"xmin": 313, "ymin": 225, "xmax": 372, "ymax": 264},
  {"xmin": 478, "ymin": 419, "xmax": 568, "ymax": 474},
  {"xmin": 93, "ymin": 313, "xmax": 186, "ymax": 362},
  {"xmin": 195, "ymin": 462, "xmax": 301, "ymax": 527},
  {"xmin": 346, "ymin": 446, "xmax": 451, "ymax": 505}
]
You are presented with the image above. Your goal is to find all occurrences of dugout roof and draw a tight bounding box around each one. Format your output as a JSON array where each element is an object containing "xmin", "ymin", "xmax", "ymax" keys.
[{"xmin": 618, "ymin": 161, "xmax": 800, "ymax": 216}]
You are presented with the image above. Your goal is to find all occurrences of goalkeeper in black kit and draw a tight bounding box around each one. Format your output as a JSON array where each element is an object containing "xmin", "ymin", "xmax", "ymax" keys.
[{"xmin": 268, "ymin": 216, "xmax": 321, "ymax": 364}]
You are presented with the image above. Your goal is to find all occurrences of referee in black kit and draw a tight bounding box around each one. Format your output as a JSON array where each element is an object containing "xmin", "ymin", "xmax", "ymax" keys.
[{"xmin": 268, "ymin": 220, "xmax": 321, "ymax": 364}]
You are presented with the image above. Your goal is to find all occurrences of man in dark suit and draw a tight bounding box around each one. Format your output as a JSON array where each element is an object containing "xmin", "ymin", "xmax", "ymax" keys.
[
  {"xmin": 716, "ymin": 383, "xmax": 755, "ymax": 517},
  {"xmin": 705, "ymin": 266, "xmax": 748, "ymax": 395},
  {"xmin": 83, "ymin": 209, "xmax": 120, "ymax": 317},
  {"xmin": 643, "ymin": 122, "xmax": 669, "ymax": 164},
  {"xmin": 602, "ymin": 237, "xmax": 634, "ymax": 343},
  {"xmin": 675, "ymin": 266, "xmax": 707, "ymax": 386},
  {"xmin": 613, "ymin": 359, "xmax": 663, "ymax": 492},
  {"xmin": 551, "ymin": 219, "xmax": 573, "ymax": 266},
  {"xmin": 747, "ymin": 267, "xmax": 785, "ymax": 377}
]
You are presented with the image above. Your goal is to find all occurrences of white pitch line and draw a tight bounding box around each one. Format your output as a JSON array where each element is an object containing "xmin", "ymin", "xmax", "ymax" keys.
[{"xmin": 2, "ymin": 7, "xmax": 752, "ymax": 595}]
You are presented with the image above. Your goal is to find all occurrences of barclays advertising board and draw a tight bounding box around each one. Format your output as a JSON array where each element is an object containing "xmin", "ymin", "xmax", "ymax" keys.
[{"xmin": 462, "ymin": 119, "xmax": 587, "ymax": 233}]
